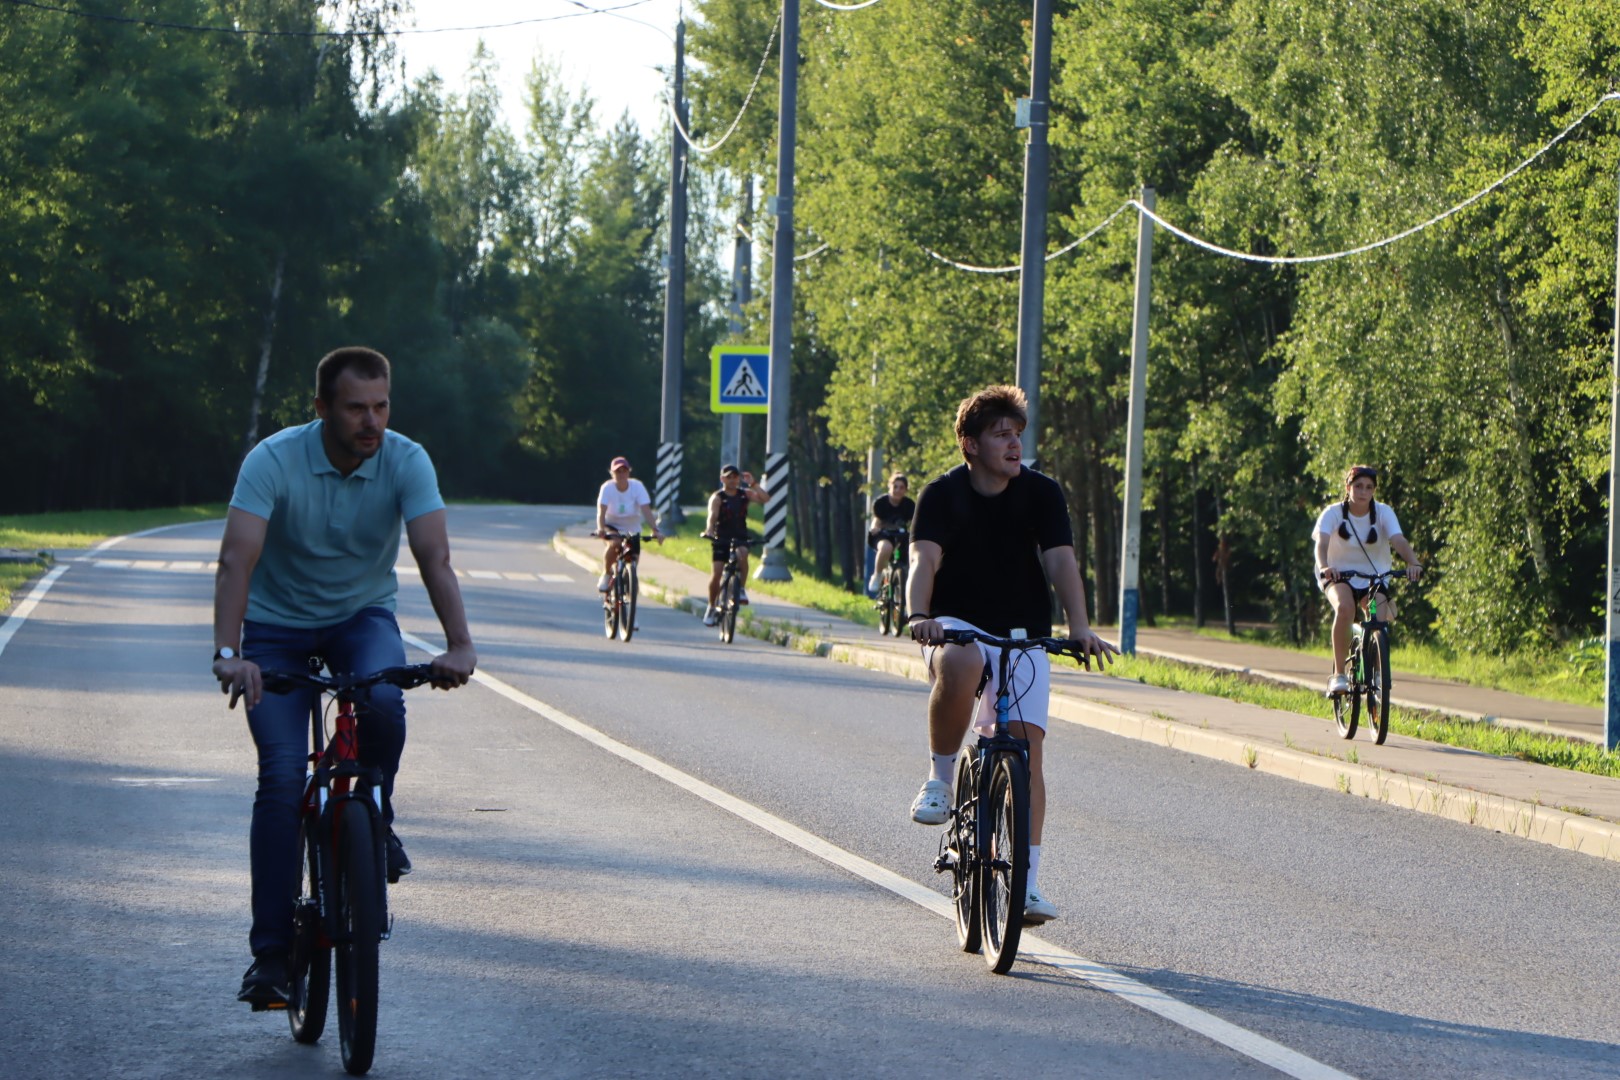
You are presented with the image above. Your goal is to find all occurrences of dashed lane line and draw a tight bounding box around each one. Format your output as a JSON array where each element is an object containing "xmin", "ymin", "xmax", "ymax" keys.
[{"xmin": 401, "ymin": 628, "xmax": 1359, "ymax": 1080}]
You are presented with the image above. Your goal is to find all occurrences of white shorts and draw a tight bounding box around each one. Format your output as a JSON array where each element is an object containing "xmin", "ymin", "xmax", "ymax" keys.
[{"xmin": 921, "ymin": 617, "xmax": 1052, "ymax": 737}]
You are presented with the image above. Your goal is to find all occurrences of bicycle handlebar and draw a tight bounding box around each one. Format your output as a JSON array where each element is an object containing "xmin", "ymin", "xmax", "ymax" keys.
[
  {"xmin": 260, "ymin": 663, "xmax": 439, "ymax": 696},
  {"xmin": 700, "ymin": 533, "xmax": 757, "ymax": 547},
  {"xmin": 1332, "ymin": 569, "xmax": 1415, "ymax": 586},
  {"xmin": 935, "ymin": 628, "xmax": 1100, "ymax": 668},
  {"xmin": 872, "ymin": 528, "xmax": 910, "ymax": 541},
  {"xmin": 593, "ymin": 529, "xmax": 659, "ymax": 540}
]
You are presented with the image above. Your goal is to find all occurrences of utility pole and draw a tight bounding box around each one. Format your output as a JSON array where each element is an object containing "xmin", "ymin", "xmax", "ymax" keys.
[
  {"xmin": 1118, "ymin": 187, "xmax": 1155, "ymax": 655},
  {"xmin": 1013, "ymin": 0, "xmax": 1054, "ymax": 469},
  {"xmin": 758, "ymin": 0, "xmax": 799, "ymax": 582},
  {"xmin": 657, "ymin": 19, "xmax": 689, "ymax": 525},
  {"xmin": 722, "ymin": 177, "xmax": 753, "ymax": 473},
  {"xmin": 1606, "ymin": 165, "xmax": 1620, "ymax": 749}
]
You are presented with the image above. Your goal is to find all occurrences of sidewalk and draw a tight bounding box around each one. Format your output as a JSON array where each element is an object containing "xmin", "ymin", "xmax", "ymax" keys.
[{"xmin": 554, "ymin": 526, "xmax": 1620, "ymax": 864}]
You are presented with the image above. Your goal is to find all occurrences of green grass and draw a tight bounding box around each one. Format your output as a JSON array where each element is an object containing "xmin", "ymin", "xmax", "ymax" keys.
[
  {"xmin": 1144, "ymin": 616, "xmax": 1601, "ymax": 709},
  {"xmin": 656, "ymin": 517, "xmax": 882, "ymax": 628},
  {"xmin": 0, "ymin": 504, "xmax": 226, "ymax": 550},
  {"xmin": 1097, "ymin": 652, "xmax": 1620, "ymax": 779},
  {"xmin": 0, "ymin": 505, "xmax": 226, "ymax": 611}
]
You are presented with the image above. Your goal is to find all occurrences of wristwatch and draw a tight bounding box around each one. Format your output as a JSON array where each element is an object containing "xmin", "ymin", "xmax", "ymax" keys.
[{"xmin": 214, "ymin": 646, "xmax": 236, "ymax": 662}]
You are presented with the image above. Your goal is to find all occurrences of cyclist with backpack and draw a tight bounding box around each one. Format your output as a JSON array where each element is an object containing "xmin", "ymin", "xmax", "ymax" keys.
[{"xmin": 906, "ymin": 385, "xmax": 1116, "ymax": 924}]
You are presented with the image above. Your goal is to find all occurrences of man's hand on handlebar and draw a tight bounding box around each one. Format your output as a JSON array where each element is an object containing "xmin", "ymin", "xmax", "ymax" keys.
[
  {"xmin": 907, "ymin": 616, "xmax": 943, "ymax": 644},
  {"xmin": 429, "ymin": 643, "xmax": 477, "ymax": 690},
  {"xmin": 214, "ymin": 657, "xmax": 263, "ymax": 711},
  {"xmin": 1065, "ymin": 629, "xmax": 1119, "ymax": 670}
]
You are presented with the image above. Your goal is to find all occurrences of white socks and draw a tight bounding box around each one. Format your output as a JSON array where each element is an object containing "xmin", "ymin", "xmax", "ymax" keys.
[
  {"xmin": 1028, "ymin": 844, "xmax": 1042, "ymax": 890},
  {"xmin": 928, "ymin": 752, "xmax": 958, "ymax": 785}
]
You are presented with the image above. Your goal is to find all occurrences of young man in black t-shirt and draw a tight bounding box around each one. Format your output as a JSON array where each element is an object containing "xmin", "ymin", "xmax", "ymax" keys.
[
  {"xmin": 866, "ymin": 473, "xmax": 916, "ymax": 592},
  {"xmin": 906, "ymin": 384, "xmax": 1115, "ymax": 925}
]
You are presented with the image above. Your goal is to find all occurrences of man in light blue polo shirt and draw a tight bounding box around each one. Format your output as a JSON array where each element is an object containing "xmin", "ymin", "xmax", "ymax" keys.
[{"xmin": 211, "ymin": 346, "xmax": 477, "ymax": 1009}]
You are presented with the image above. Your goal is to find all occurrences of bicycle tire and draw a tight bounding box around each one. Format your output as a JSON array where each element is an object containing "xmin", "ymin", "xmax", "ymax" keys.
[
  {"xmin": 980, "ymin": 752, "xmax": 1029, "ymax": 974},
  {"xmin": 287, "ymin": 816, "xmax": 330, "ymax": 1044},
  {"xmin": 1333, "ymin": 679, "xmax": 1358, "ymax": 739},
  {"xmin": 333, "ymin": 800, "xmax": 382, "ymax": 1076},
  {"xmin": 951, "ymin": 753, "xmax": 981, "ymax": 954},
  {"xmin": 892, "ymin": 562, "xmax": 908, "ymax": 630},
  {"xmin": 1366, "ymin": 627, "xmax": 1391, "ymax": 745},
  {"xmin": 602, "ymin": 578, "xmax": 618, "ymax": 639},
  {"xmin": 619, "ymin": 563, "xmax": 637, "ymax": 643},
  {"xmin": 878, "ymin": 568, "xmax": 894, "ymax": 636},
  {"xmin": 719, "ymin": 572, "xmax": 738, "ymax": 644}
]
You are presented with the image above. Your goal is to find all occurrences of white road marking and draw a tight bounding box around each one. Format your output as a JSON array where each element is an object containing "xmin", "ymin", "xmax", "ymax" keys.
[
  {"xmin": 538, "ymin": 573, "xmax": 573, "ymax": 583},
  {"xmin": 111, "ymin": 777, "xmax": 221, "ymax": 786},
  {"xmin": 131, "ymin": 560, "xmax": 167, "ymax": 570},
  {"xmin": 398, "ymin": 566, "xmax": 421, "ymax": 576},
  {"xmin": 467, "ymin": 570, "xmax": 502, "ymax": 580},
  {"xmin": 166, "ymin": 560, "xmax": 206, "ymax": 570},
  {"xmin": 502, "ymin": 572, "xmax": 537, "ymax": 581},
  {"xmin": 0, "ymin": 565, "xmax": 71, "ymax": 661},
  {"xmin": 92, "ymin": 559, "xmax": 133, "ymax": 569},
  {"xmin": 400, "ymin": 629, "xmax": 1357, "ymax": 1080}
]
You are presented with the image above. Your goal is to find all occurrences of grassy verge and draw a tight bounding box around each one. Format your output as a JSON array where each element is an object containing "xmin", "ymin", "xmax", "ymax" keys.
[
  {"xmin": 1143, "ymin": 616, "xmax": 1601, "ymax": 709},
  {"xmin": 654, "ymin": 518, "xmax": 881, "ymax": 628},
  {"xmin": 1097, "ymin": 652, "xmax": 1620, "ymax": 779},
  {"xmin": 0, "ymin": 505, "xmax": 226, "ymax": 610}
]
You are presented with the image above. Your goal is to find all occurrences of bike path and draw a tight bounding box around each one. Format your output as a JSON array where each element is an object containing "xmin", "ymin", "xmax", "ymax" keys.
[
  {"xmin": 1125, "ymin": 625, "xmax": 1602, "ymax": 744},
  {"xmin": 555, "ymin": 524, "xmax": 1620, "ymax": 864}
]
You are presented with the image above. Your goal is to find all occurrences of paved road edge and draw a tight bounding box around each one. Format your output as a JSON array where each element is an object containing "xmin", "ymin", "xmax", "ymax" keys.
[{"xmin": 551, "ymin": 531, "xmax": 1620, "ymax": 864}]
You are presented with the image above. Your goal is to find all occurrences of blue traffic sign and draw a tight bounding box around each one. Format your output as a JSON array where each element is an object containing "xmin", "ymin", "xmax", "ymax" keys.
[{"xmin": 710, "ymin": 345, "xmax": 770, "ymax": 414}]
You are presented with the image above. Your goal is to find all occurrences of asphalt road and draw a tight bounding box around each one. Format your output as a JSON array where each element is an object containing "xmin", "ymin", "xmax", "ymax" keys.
[{"xmin": 1, "ymin": 504, "xmax": 1617, "ymax": 1079}]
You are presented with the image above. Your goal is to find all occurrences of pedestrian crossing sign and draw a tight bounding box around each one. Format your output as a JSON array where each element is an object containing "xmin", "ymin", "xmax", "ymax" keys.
[{"xmin": 711, "ymin": 345, "xmax": 770, "ymax": 414}]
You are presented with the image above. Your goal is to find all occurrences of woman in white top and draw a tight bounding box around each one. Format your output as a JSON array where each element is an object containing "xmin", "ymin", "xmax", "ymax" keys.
[
  {"xmin": 596, "ymin": 456, "xmax": 661, "ymax": 591},
  {"xmin": 1313, "ymin": 465, "xmax": 1422, "ymax": 694}
]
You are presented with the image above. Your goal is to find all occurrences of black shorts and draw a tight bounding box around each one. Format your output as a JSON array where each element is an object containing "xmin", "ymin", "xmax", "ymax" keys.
[{"xmin": 711, "ymin": 538, "xmax": 749, "ymax": 563}]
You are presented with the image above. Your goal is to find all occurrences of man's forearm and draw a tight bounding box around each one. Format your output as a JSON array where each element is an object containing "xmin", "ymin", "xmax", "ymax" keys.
[
  {"xmin": 420, "ymin": 564, "xmax": 474, "ymax": 648},
  {"xmin": 213, "ymin": 566, "xmax": 252, "ymax": 651}
]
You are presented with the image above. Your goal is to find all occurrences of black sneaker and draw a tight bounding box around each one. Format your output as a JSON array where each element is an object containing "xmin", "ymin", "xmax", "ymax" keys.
[
  {"xmin": 237, "ymin": 952, "xmax": 290, "ymax": 1010},
  {"xmin": 386, "ymin": 828, "xmax": 411, "ymax": 883}
]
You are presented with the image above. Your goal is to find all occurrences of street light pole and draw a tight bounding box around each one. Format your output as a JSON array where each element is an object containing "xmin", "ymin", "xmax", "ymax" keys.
[
  {"xmin": 1013, "ymin": 0, "xmax": 1053, "ymax": 469},
  {"xmin": 657, "ymin": 19, "xmax": 690, "ymax": 525},
  {"xmin": 1605, "ymin": 165, "xmax": 1620, "ymax": 750},
  {"xmin": 759, "ymin": 0, "xmax": 799, "ymax": 582},
  {"xmin": 1118, "ymin": 187, "xmax": 1155, "ymax": 656}
]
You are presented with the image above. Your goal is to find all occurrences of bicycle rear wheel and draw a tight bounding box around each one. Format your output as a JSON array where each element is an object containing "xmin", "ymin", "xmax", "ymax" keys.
[
  {"xmin": 980, "ymin": 752, "xmax": 1029, "ymax": 974},
  {"xmin": 602, "ymin": 580, "xmax": 618, "ymax": 639},
  {"xmin": 1366, "ymin": 627, "xmax": 1391, "ymax": 745},
  {"xmin": 333, "ymin": 800, "xmax": 382, "ymax": 1076},
  {"xmin": 1333, "ymin": 644, "xmax": 1359, "ymax": 740},
  {"xmin": 878, "ymin": 569, "xmax": 894, "ymax": 636},
  {"xmin": 619, "ymin": 564, "xmax": 638, "ymax": 642},
  {"xmin": 951, "ymin": 753, "xmax": 981, "ymax": 954},
  {"xmin": 287, "ymin": 815, "xmax": 330, "ymax": 1044},
  {"xmin": 719, "ymin": 572, "xmax": 738, "ymax": 643},
  {"xmin": 892, "ymin": 562, "xmax": 908, "ymax": 630}
]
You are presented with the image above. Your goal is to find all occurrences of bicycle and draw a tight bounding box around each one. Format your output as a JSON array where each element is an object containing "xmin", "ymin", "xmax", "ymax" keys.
[
  {"xmin": 929, "ymin": 628, "xmax": 1094, "ymax": 974},
  {"xmin": 258, "ymin": 660, "xmax": 437, "ymax": 1077},
  {"xmin": 872, "ymin": 527, "xmax": 909, "ymax": 636},
  {"xmin": 1328, "ymin": 569, "xmax": 1407, "ymax": 745},
  {"xmin": 703, "ymin": 534, "xmax": 755, "ymax": 644},
  {"xmin": 593, "ymin": 529, "xmax": 654, "ymax": 642}
]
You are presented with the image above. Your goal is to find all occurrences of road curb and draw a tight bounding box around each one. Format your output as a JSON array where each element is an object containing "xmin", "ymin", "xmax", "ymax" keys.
[{"xmin": 550, "ymin": 529, "xmax": 1620, "ymax": 864}]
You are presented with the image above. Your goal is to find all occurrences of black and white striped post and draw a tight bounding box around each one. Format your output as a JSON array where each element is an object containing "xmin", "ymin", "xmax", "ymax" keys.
[
  {"xmin": 757, "ymin": 0, "xmax": 799, "ymax": 583},
  {"xmin": 656, "ymin": 441, "xmax": 684, "ymax": 523}
]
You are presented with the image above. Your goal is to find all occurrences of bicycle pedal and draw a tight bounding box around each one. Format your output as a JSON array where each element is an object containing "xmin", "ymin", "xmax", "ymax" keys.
[{"xmin": 249, "ymin": 1000, "xmax": 288, "ymax": 1012}]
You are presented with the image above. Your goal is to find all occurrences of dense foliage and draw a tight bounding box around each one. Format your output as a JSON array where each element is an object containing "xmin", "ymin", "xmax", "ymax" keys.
[
  {"xmin": 687, "ymin": 0, "xmax": 1620, "ymax": 651},
  {"xmin": 0, "ymin": 0, "xmax": 721, "ymax": 510}
]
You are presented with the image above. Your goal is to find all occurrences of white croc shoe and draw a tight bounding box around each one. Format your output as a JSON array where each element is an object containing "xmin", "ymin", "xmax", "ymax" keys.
[
  {"xmin": 909, "ymin": 779, "xmax": 951, "ymax": 825},
  {"xmin": 1023, "ymin": 887, "xmax": 1058, "ymax": 925}
]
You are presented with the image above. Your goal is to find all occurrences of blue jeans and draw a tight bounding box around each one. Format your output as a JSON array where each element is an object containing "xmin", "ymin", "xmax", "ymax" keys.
[{"xmin": 242, "ymin": 606, "xmax": 407, "ymax": 955}]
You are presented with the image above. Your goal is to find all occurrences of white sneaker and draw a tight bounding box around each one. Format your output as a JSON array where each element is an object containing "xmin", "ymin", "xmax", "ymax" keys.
[
  {"xmin": 1023, "ymin": 887, "xmax": 1058, "ymax": 925},
  {"xmin": 909, "ymin": 779, "xmax": 951, "ymax": 825},
  {"xmin": 596, "ymin": 573, "xmax": 612, "ymax": 592},
  {"xmin": 702, "ymin": 606, "xmax": 719, "ymax": 627},
  {"xmin": 868, "ymin": 571, "xmax": 883, "ymax": 592},
  {"xmin": 736, "ymin": 588, "xmax": 750, "ymax": 605},
  {"xmin": 1326, "ymin": 673, "xmax": 1350, "ymax": 695}
]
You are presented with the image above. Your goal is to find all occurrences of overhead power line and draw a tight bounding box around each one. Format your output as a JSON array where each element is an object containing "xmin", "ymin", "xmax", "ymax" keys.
[
  {"xmin": 811, "ymin": 0, "xmax": 884, "ymax": 10},
  {"xmin": 670, "ymin": 10, "xmax": 782, "ymax": 156},
  {"xmin": 924, "ymin": 203, "xmax": 1133, "ymax": 274},
  {"xmin": 1, "ymin": 0, "xmax": 658, "ymax": 39}
]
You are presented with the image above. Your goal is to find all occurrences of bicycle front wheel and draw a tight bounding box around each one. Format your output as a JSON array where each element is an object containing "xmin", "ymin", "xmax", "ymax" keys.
[
  {"xmin": 333, "ymin": 800, "xmax": 382, "ymax": 1076},
  {"xmin": 980, "ymin": 752, "xmax": 1029, "ymax": 974},
  {"xmin": 288, "ymin": 815, "xmax": 330, "ymax": 1044},
  {"xmin": 719, "ymin": 573, "xmax": 738, "ymax": 644},
  {"xmin": 1366, "ymin": 627, "xmax": 1391, "ymax": 745},
  {"xmin": 951, "ymin": 753, "xmax": 981, "ymax": 954},
  {"xmin": 892, "ymin": 562, "xmax": 908, "ymax": 629},
  {"xmin": 878, "ymin": 569, "xmax": 894, "ymax": 636},
  {"xmin": 1333, "ymin": 681, "xmax": 1358, "ymax": 740},
  {"xmin": 619, "ymin": 564, "xmax": 638, "ymax": 643}
]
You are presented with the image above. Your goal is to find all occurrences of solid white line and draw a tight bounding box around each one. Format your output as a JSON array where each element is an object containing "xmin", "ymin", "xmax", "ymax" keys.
[
  {"xmin": 400, "ymin": 630, "xmax": 1357, "ymax": 1080},
  {"xmin": 0, "ymin": 564, "xmax": 70, "ymax": 661}
]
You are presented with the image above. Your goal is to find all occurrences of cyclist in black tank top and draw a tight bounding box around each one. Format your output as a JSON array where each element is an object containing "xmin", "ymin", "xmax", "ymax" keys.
[{"xmin": 703, "ymin": 463, "xmax": 769, "ymax": 625}]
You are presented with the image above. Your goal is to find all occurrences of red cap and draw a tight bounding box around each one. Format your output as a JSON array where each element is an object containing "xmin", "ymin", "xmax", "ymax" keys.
[{"xmin": 609, "ymin": 456, "xmax": 631, "ymax": 472}]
